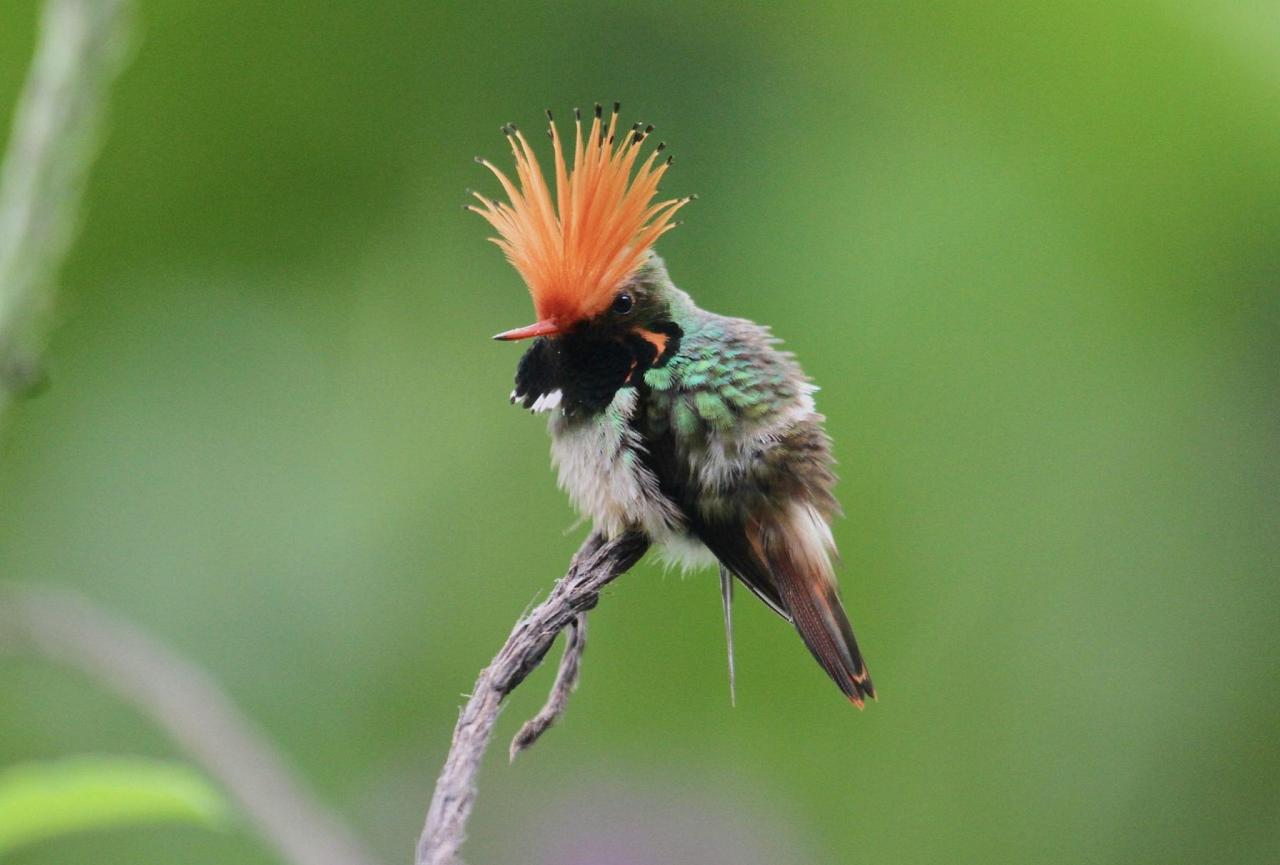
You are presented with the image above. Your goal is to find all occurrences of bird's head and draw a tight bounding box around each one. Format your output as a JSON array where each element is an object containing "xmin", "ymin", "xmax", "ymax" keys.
[{"xmin": 468, "ymin": 103, "xmax": 692, "ymax": 354}]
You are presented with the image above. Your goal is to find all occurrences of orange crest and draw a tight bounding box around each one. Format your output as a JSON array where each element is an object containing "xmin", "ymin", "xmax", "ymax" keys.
[{"xmin": 469, "ymin": 103, "xmax": 692, "ymax": 325}]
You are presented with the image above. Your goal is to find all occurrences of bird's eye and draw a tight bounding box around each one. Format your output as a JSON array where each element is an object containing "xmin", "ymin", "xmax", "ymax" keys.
[{"xmin": 612, "ymin": 291, "xmax": 635, "ymax": 315}]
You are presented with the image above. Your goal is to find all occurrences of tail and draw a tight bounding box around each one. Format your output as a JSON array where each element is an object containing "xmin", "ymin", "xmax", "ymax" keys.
[
  {"xmin": 754, "ymin": 506, "xmax": 876, "ymax": 706},
  {"xmin": 779, "ymin": 568, "xmax": 875, "ymax": 706}
]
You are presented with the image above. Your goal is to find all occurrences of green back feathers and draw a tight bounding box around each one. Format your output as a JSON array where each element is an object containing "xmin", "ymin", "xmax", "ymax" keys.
[{"xmin": 643, "ymin": 309, "xmax": 808, "ymax": 441}]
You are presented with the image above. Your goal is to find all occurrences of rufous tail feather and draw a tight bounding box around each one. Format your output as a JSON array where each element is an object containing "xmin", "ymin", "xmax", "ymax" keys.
[{"xmin": 752, "ymin": 510, "xmax": 875, "ymax": 706}]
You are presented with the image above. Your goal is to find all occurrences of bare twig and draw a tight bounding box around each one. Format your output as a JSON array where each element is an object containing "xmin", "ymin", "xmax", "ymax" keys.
[
  {"xmin": 509, "ymin": 611, "xmax": 587, "ymax": 761},
  {"xmin": 0, "ymin": 0, "xmax": 132, "ymax": 417},
  {"xmin": 417, "ymin": 531, "xmax": 650, "ymax": 865},
  {"xmin": 0, "ymin": 585, "xmax": 384, "ymax": 865}
]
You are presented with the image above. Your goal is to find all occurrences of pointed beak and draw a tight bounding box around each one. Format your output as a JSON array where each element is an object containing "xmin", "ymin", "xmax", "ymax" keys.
[{"xmin": 492, "ymin": 319, "xmax": 562, "ymax": 341}]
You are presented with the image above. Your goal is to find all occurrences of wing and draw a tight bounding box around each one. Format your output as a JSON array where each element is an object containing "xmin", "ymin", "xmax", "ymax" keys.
[
  {"xmin": 635, "ymin": 313, "xmax": 873, "ymax": 702},
  {"xmin": 717, "ymin": 501, "xmax": 874, "ymax": 705},
  {"xmin": 685, "ymin": 424, "xmax": 874, "ymax": 705},
  {"xmin": 634, "ymin": 415, "xmax": 791, "ymax": 617},
  {"xmin": 647, "ymin": 427, "xmax": 875, "ymax": 704}
]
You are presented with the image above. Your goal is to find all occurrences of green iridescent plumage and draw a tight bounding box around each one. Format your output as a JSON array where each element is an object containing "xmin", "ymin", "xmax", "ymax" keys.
[{"xmin": 644, "ymin": 302, "xmax": 805, "ymax": 437}]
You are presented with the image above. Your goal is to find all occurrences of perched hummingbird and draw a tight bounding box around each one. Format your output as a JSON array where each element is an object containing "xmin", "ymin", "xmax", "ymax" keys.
[{"xmin": 469, "ymin": 103, "xmax": 874, "ymax": 706}]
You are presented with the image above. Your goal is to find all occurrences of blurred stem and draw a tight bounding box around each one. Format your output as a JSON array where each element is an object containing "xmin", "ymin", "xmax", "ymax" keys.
[
  {"xmin": 0, "ymin": 8, "xmax": 384, "ymax": 863},
  {"xmin": 0, "ymin": 584, "xmax": 384, "ymax": 865},
  {"xmin": 0, "ymin": 0, "xmax": 132, "ymax": 418}
]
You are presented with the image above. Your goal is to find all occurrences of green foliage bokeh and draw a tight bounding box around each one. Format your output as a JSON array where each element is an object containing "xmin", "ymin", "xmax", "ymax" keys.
[
  {"xmin": 1, "ymin": 2, "xmax": 1277, "ymax": 863},
  {"xmin": 0, "ymin": 756, "xmax": 227, "ymax": 853}
]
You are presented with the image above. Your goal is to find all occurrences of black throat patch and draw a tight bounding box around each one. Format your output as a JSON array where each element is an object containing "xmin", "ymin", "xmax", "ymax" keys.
[{"xmin": 511, "ymin": 321, "xmax": 682, "ymax": 416}]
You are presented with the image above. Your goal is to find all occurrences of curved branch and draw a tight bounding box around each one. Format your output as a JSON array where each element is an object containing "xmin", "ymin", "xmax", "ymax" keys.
[
  {"xmin": 0, "ymin": 585, "xmax": 384, "ymax": 865},
  {"xmin": 416, "ymin": 531, "xmax": 650, "ymax": 865}
]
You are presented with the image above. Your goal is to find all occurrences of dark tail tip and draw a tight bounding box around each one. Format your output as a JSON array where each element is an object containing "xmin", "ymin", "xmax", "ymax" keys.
[{"xmin": 785, "ymin": 580, "xmax": 874, "ymax": 707}]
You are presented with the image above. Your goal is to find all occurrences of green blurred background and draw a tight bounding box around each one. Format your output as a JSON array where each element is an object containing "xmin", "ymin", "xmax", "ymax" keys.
[{"xmin": 2, "ymin": 1, "xmax": 1278, "ymax": 863}]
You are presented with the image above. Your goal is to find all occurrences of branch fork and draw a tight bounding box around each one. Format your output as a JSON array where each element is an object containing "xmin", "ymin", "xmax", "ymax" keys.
[{"xmin": 416, "ymin": 531, "xmax": 649, "ymax": 865}]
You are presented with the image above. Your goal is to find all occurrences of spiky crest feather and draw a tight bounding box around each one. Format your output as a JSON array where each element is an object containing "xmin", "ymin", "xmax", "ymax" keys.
[{"xmin": 469, "ymin": 104, "xmax": 691, "ymax": 324}]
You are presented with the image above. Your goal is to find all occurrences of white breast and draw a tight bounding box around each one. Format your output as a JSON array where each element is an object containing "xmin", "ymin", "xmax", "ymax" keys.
[{"xmin": 548, "ymin": 388, "xmax": 683, "ymax": 542}]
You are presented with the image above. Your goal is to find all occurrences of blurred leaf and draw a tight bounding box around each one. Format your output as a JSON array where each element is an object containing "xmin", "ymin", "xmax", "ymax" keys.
[{"xmin": 0, "ymin": 756, "xmax": 228, "ymax": 855}]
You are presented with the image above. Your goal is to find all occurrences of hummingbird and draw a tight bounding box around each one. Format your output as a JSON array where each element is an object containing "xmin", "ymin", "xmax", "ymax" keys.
[{"xmin": 468, "ymin": 103, "xmax": 874, "ymax": 706}]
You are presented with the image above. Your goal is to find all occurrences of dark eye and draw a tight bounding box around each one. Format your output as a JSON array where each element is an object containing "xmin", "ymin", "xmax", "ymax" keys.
[{"xmin": 612, "ymin": 291, "xmax": 635, "ymax": 315}]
